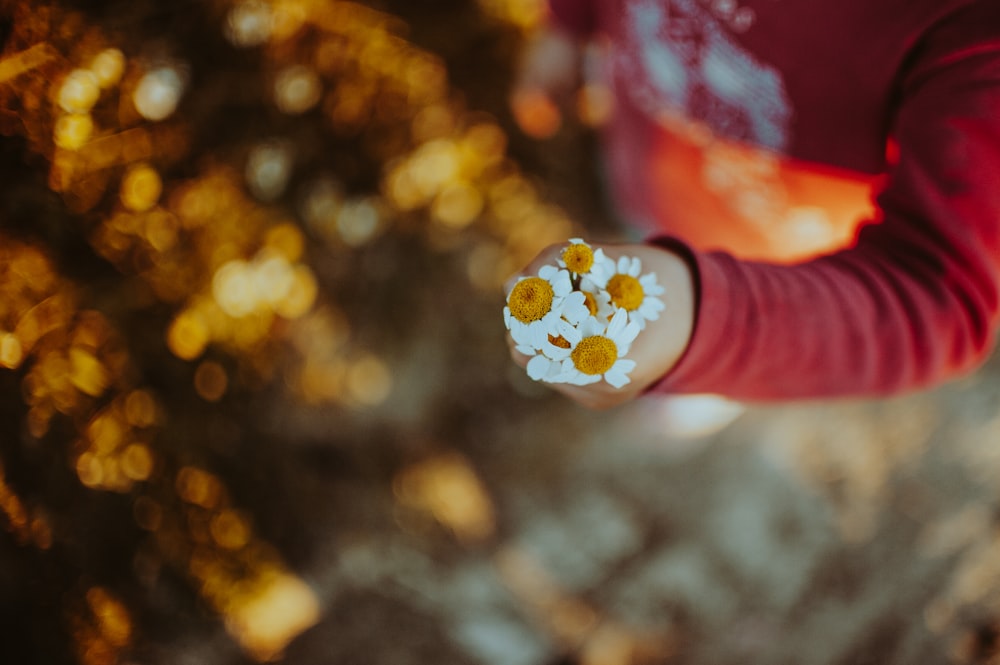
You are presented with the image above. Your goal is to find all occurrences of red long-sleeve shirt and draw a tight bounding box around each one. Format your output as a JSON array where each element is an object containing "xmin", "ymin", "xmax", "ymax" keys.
[{"xmin": 548, "ymin": 0, "xmax": 1000, "ymax": 400}]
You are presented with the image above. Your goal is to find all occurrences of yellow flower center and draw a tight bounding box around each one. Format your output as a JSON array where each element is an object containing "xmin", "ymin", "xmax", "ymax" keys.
[
  {"xmin": 508, "ymin": 277, "xmax": 554, "ymax": 323},
  {"xmin": 582, "ymin": 291, "xmax": 599, "ymax": 316},
  {"xmin": 562, "ymin": 243, "xmax": 594, "ymax": 274},
  {"xmin": 548, "ymin": 334, "xmax": 572, "ymax": 349},
  {"xmin": 571, "ymin": 336, "xmax": 618, "ymax": 375},
  {"xmin": 607, "ymin": 274, "xmax": 644, "ymax": 311}
]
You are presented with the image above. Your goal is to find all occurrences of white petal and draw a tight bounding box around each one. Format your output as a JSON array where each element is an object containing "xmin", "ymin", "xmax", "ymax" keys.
[
  {"xmin": 562, "ymin": 292, "xmax": 589, "ymax": 325},
  {"xmin": 515, "ymin": 343, "xmax": 537, "ymax": 356},
  {"xmin": 572, "ymin": 373, "xmax": 603, "ymax": 386},
  {"xmin": 568, "ymin": 237, "xmax": 585, "ymax": 245},
  {"xmin": 578, "ymin": 316, "xmax": 604, "ymax": 337},
  {"xmin": 606, "ymin": 308, "xmax": 628, "ymax": 338},
  {"xmin": 639, "ymin": 301, "xmax": 663, "ymax": 321},
  {"xmin": 560, "ymin": 318, "xmax": 583, "ymax": 345},
  {"xmin": 526, "ymin": 354, "xmax": 552, "ymax": 381},
  {"xmin": 526, "ymin": 321, "xmax": 548, "ymax": 349},
  {"xmin": 509, "ymin": 319, "xmax": 532, "ymax": 346},
  {"xmin": 503, "ymin": 306, "xmax": 512, "ymax": 330},
  {"xmin": 611, "ymin": 320, "xmax": 641, "ymax": 352},
  {"xmin": 616, "ymin": 255, "xmax": 629, "ymax": 274},
  {"xmin": 628, "ymin": 257, "xmax": 642, "ymax": 276},
  {"xmin": 544, "ymin": 343, "xmax": 572, "ymax": 361},
  {"xmin": 618, "ymin": 320, "xmax": 642, "ymax": 348},
  {"xmin": 605, "ymin": 359, "xmax": 636, "ymax": 388},
  {"xmin": 639, "ymin": 273, "xmax": 661, "ymax": 289},
  {"xmin": 550, "ymin": 270, "xmax": 573, "ymax": 297}
]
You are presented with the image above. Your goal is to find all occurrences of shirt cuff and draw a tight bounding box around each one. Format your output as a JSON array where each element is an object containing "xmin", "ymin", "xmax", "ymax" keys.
[{"xmin": 644, "ymin": 236, "xmax": 741, "ymax": 395}]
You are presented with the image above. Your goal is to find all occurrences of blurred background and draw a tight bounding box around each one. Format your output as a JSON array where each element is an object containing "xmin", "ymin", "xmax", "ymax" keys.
[{"xmin": 2, "ymin": 1, "xmax": 1000, "ymax": 663}]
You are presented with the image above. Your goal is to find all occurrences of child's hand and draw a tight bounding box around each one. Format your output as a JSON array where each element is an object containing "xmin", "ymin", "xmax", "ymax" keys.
[
  {"xmin": 506, "ymin": 242, "xmax": 696, "ymax": 410},
  {"xmin": 509, "ymin": 26, "xmax": 581, "ymax": 139}
]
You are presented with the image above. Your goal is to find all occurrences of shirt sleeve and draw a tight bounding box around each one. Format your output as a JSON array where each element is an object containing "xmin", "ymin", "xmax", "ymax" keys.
[
  {"xmin": 649, "ymin": 5, "xmax": 1000, "ymax": 401},
  {"xmin": 546, "ymin": 0, "xmax": 598, "ymax": 38}
]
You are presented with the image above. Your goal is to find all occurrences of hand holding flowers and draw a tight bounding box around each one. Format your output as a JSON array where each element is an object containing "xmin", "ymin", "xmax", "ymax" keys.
[{"xmin": 505, "ymin": 239, "xmax": 696, "ymax": 409}]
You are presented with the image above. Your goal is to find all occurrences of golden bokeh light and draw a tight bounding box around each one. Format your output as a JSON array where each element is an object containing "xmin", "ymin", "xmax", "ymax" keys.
[
  {"xmin": 0, "ymin": 461, "xmax": 31, "ymax": 545},
  {"xmin": 76, "ymin": 451, "xmax": 104, "ymax": 488},
  {"xmin": 53, "ymin": 112, "xmax": 94, "ymax": 150},
  {"xmin": 264, "ymin": 222, "xmax": 305, "ymax": 262},
  {"xmin": 121, "ymin": 443, "xmax": 154, "ymax": 481},
  {"xmin": 576, "ymin": 82, "xmax": 615, "ymax": 128},
  {"xmin": 89, "ymin": 48, "xmax": 125, "ymax": 88},
  {"xmin": 120, "ymin": 163, "xmax": 163, "ymax": 212},
  {"xmin": 411, "ymin": 104, "xmax": 456, "ymax": 143},
  {"xmin": 273, "ymin": 266, "xmax": 317, "ymax": 319},
  {"xmin": 143, "ymin": 208, "xmax": 180, "ymax": 252},
  {"xmin": 335, "ymin": 198, "xmax": 382, "ymax": 246},
  {"xmin": 212, "ymin": 260, "xmax": 257, "ymax": 318},
  {"xmin": 346, "ymin": 353, "xmax": 393, "ymax": 406},
  {"xmin": 194, "ymin": 360, "xmax": 229, "ymax": 402},
  {"xmin": 124, "ymin": 389, "xmax": 159, "ymax": 428},
  {"xmin": 85, "ymin": 587, "xmax": 132, "ymax": 648},
  {"xmin": 176, "ymin": 466, "xmax": 223, "ymax": 510},
  {"xmin": 432, "ymin": 180, "xmax": 484, "ymax": 228},
  {"xmin": 299, "ymin": 177, "xmax": 344, "ymax": 239},
  {"xmin": 132, "ymin": 65, "xmax": 186, "ymax": 121},
  {"xmin": 246, "ymin": 141, "xmax": 292, "ymax": 201},
  {"xmin": 57, "ymin": 68, "xmax": 100, "ymax": 114},
  {"xmin": 69, "ymin": 347, "xmax": 110, "ymax": 397},
  {"xmin": 395, "ymin": 453, "xmax": 496, "ymax": 543},
  {"xmin": 0, "ymin": 332, "xmax": 24, "ymax": 369},
  {"xmin": 225, "ymin": 0, "xmax": 274, "ymax": 47},
  {"xmin": 510, "ymin": 88, "xmax": 562, "ymax": 139},
  {"xmin": 476, "ymin": 0, "xmax": 546, "ymax": 30},
  {"xmin": 268, "ymin": 0, "xmax": 309, "ymax": 42},
  {"xmin": 274, "ymin": 64, "xmax": 322, "ymax": 114},
  {"xmin": 222, "ymin": 571, "xmax": 320, "ymax": 662},
  {"xmin": 167, "ymin": 309, "xmax": 209, "ymax": 360},
  {"xmin": 210, "ymin": 508, "xmax": 251, "ymax": 550}
]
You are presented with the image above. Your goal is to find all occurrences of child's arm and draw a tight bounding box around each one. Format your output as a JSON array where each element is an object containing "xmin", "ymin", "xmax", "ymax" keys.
[
  {"xmin": 509, "ymin": 5, "xmax": 1000, "ymax": 405},
  {"xmin": 647, "ymin": 11, "xmax": 1000, "ymax": 401}
]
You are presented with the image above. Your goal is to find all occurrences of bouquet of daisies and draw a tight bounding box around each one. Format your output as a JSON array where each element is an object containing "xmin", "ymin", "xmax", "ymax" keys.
[{"xmin": 504, "ymin": 238, "xmax": 665, "ymax": 388}]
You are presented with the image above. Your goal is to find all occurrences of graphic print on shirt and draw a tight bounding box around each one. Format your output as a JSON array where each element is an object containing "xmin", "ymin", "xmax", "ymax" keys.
[
  {"xmin": 620, "ymin": 0, "xmax": 793, "ymax": 152},
  {"xmin": 613, "ymin": 0, "xmax": 863, "ymax": 260}
]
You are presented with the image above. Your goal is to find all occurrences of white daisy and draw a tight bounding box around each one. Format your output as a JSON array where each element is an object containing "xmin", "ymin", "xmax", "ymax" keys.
[
  {"xmin": 559, "ymin": 237, "xmax": 614, "ymax": 286},
  {"xmin": 527, "ymin": 308, "xmax": 641, "ymax": 388},
  {"xmin": 578, "ymin": 285, "xmax": 615, "ymax": 323},
  {"xmin": 505, "ymin": 265, "xmax": 585, "ymax": 351},
  {"xmin": 605, "ymin": 255, "xmax": 666, "ymax": 329}
]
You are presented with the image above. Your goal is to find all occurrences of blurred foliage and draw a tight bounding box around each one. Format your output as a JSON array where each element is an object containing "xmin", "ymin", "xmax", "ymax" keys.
[{"xmin": 0, "ymin": 0, "xmax": 608, "ymax": 661}]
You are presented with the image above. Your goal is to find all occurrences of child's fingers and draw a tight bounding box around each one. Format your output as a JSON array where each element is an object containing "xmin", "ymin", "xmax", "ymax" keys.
[
  {"xmin": 506, "ymin": 334, "xmax": 530, "ymax": 369},
  {"xmin": 503, "ymin": 244, "xmax": 566, "ymax": 295}
]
